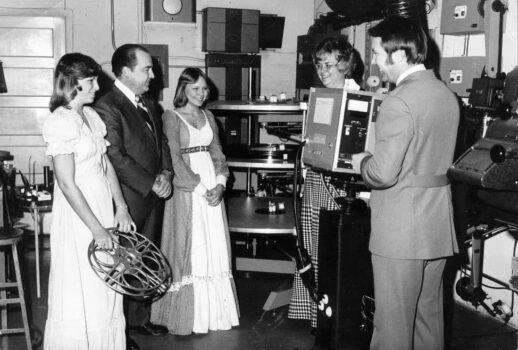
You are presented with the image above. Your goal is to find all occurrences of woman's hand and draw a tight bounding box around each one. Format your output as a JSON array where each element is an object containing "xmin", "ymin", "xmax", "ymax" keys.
[
  {"xmin": 114, "ymin": 205, "xmax": 136, "ymax": 232},
  {"xmin": 204, "ymin": 184, "xmax": 225, "ymax": 207},
  {"xmin": 92, "ymin": 227, "xmax": 114, "ymax": 250}
]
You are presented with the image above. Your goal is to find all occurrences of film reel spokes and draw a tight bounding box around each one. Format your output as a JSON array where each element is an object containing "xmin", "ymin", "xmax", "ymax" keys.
[{"xmin": 88, "ymin": 229, "xmax": 172, "ymax": 298}]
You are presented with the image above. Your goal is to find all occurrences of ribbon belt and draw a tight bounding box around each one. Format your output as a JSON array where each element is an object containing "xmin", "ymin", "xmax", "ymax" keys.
[{"xmin": 180, "ymin": 146, "xmax": 209, "ymax": 154}]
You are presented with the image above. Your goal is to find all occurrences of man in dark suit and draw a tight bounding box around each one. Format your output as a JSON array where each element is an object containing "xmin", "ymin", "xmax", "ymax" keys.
[
  {"xmin": 95, "ymin": 44, "xmax": 172, "ymax": 350},
  {"xmin": 352, "ymin": 17, "xmax": 460, "ymax": 350}
]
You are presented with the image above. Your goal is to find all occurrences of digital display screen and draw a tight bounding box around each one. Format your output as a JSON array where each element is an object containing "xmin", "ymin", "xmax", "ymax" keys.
[{"xmin": 348, "ymin": 99, "xmax": 369, "ymax": 112}]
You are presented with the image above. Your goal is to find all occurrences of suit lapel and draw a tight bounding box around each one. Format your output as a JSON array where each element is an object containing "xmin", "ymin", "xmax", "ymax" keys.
[{"xmin": 114, "ymin": 87, "xmax": 158, "ymax": 151}]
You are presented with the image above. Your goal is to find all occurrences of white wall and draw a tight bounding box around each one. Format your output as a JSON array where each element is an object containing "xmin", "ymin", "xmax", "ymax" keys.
[
  {"xmin": 0, "ymin": 0, "xmax": 315, "ymax": 109},
  {"xmin": 438, "ymin": 0, "xmax": 518, "ymax": 71}
]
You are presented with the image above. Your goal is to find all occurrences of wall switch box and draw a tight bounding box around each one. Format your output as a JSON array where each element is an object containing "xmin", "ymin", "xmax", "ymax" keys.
[
  {"xmin": 440, "ymin": 0, "xmax": 485, "ymax": 35},
  {"xmin": 440, "ymin": 56, "xmax": 487, "ymax": 97},
  {"xmin": 449, "ymin": 70, "xmax": 463, "ymax": 84}
]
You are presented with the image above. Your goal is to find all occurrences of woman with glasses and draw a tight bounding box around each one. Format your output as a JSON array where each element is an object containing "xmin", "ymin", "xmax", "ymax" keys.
[{"xmin": 288, "ymin": 36, "xmax": 365, "ymax": 329}]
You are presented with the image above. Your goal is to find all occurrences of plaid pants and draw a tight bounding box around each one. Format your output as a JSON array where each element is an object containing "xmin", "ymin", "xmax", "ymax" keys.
[{"xmin": 288, "ymin": 170, "xmax": 347, "ymax": 327}]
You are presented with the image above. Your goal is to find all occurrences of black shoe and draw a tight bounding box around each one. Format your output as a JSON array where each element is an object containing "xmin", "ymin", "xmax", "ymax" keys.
[
  {"xmin": 129, "ymin": 322, "xmax": 168, "ymax": 336},
  {"xmin": 126, "ymin": 335, "xmax": 140, "ymax": 350}
]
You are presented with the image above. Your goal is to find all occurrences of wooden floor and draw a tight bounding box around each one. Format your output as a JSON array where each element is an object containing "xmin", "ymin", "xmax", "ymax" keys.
[{"xmin": 2, "ymin": 239, "xmax": 518, "ymax": 350}]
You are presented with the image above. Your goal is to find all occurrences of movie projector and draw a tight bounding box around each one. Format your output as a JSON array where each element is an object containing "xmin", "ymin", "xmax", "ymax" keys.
[
  {"xmin": 448, "ymin": 105, "xmax": 516, "ymax": 322},
  {"xmin": 448, "ymin": 112, "xmax": 518, "ymax": 192}
]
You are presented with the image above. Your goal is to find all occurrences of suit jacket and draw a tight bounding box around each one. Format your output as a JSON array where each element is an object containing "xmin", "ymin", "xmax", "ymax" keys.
[
  {"xmin": 94, "ymin": 84, "xmax": 172, "ymax": 225},
  {"xmin": 360, "ymin": 69, "xmax": 460, "ymax": 259}
]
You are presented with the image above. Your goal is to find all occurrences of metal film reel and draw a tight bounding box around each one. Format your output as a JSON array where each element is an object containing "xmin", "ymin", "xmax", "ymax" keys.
[{"xmin": 88, "ymin": 229, "xmax": 172, "ymax": 298}]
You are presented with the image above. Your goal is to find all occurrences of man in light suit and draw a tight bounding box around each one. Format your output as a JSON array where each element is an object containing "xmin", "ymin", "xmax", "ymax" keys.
[
  {"xmin": 95, "ymin": 44, "xmax": 172, "ymax": 350},
  {"xmin": 352, "ymin": 16, "xmax": 460, "ymax": 350}
]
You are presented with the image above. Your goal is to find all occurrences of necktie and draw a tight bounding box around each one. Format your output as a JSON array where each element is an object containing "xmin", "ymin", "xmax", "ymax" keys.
[{"xmin": 135, "ymin": 96, "xmax": 154, "ymax": 132}]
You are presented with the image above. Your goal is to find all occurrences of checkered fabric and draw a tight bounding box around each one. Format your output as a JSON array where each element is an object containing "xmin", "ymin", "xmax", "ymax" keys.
[{"xmin": 288, "ymin": 169, "xmax": 347, "ymax": 328}]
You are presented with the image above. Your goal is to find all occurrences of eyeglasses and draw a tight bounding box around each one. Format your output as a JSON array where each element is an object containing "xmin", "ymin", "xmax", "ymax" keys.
[{"xmin": 314, "ymin": 62, "xmax": 339, "ymax": 72}]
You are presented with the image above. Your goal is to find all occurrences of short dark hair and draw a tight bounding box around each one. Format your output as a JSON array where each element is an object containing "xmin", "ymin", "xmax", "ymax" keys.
[
  {"xmin": 173, "ymin": 67, "xmax": 209, "ymax": 108},
  {"xmin": 313, "ymin": 36, "xmax": 364, "ymax": 83},
  {"xmin": 368, "ymin": 15, "xmax": 427, "ymax": 64},
  {"xmin": 49, "ymin": 53, "xmax": 101, "ymax": 112},
  {"xmin": 111, "ymin": 44, "xmax": 150, "ymax": 77}
]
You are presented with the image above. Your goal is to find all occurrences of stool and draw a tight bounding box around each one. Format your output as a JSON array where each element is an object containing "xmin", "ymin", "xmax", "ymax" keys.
[{"xmin": 0, "ymin": 227, "xmax": 32, "ymax": 350}]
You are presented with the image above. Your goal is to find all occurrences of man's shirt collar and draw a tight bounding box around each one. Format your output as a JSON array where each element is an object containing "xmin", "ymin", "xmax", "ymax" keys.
[
  {"xmin": 396, "ymin": 64, "xmax": 426, "ymax": 86},
  {"xmin": 115, "ymin": 79, "xmax": 138, "ymax": 107}
]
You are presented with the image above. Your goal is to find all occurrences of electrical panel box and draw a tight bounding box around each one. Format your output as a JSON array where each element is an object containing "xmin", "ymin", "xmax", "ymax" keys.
[
  {"xmin": 440, "ymin": 56, "xmax": 487, "ymax": 97},
  {"xmin": 440, "ymin": 0, "xmax": 484, "ymax": 35}
]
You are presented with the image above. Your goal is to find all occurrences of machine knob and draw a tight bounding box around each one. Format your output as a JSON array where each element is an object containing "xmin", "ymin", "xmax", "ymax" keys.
[
  {"xmin": 492, "ymin": 0, "xmax": 508, "ymax": 13},
  {"xmin": 490, "ymin": 144, "xmax": 507, "ymax": 163}
]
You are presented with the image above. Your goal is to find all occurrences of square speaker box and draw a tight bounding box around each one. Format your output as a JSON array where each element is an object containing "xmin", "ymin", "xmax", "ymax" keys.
[{"xmin": 203, "ymin": 7, "xmax": 259, "ymax": 53}]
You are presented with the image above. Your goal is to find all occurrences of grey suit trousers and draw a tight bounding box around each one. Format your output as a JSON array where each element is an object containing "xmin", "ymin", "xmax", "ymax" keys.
[{"xmin": 370, "ymin": 254, "xmax": 446, "ymax": 350}]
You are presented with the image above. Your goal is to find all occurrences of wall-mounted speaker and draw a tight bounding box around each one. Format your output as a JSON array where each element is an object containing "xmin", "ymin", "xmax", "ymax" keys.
[
  {"xmin": 144, "ymin": 0, "xmax": 196, "ymax": 23},
  {"xmin": 202, "ymin": 7, "xmax": 259, "ymax": 53}
]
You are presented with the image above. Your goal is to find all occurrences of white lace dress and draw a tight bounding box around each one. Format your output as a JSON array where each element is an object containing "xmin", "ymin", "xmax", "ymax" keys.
[{"xmin": 176, "ymin": 111, "xmax": 239, "ymax": 333}]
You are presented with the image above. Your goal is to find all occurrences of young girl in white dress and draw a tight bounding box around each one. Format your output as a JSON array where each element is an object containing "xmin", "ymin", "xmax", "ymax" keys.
[
  {"xmin": 151, "ymin": 67, "xmax": 239, "ymax": 335},
  {"xmin": 42, "ymin": 53, "xmax": 135, "ymax": 349}
]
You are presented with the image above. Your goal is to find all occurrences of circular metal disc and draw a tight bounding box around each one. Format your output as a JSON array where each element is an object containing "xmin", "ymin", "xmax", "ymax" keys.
[{"xmin": 88, "ymin": 229, "xmax": 172, "ymax": 298}]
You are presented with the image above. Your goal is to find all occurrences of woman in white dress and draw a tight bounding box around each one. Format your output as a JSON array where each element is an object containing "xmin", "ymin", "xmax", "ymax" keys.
[
  {"xmin": 151, "ymin": 67, "xmax": 239, "ymax": 335},
  {"xmin": 42, "ymin": 53, "xmax": 135, "ymax": 349}
]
